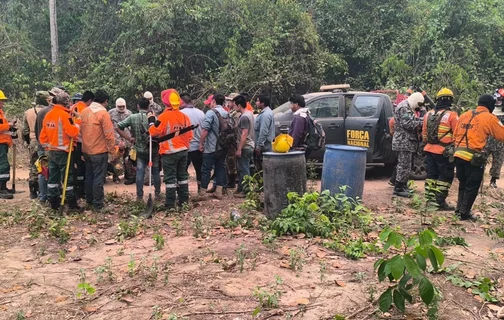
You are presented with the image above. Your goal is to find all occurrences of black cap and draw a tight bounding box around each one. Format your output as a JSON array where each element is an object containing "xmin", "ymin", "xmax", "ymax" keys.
[{"xmin": 478, "ymin": 94, "xmax": 496, "ymax": 109}]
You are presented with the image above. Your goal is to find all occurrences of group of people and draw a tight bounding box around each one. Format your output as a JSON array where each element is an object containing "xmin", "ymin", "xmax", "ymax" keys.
[
  {"xmin": 0, "ymin": 85, "xmax": 316, "ymax": 213},
  {"xmin": 391, "ymin": 88, "xmax": 504, "ymax": 221}
]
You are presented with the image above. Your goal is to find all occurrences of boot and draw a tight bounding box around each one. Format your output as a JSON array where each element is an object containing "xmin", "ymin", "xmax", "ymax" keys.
[
  {"xmin": 437, "ymin": 201, "xmax": 456, "ymax": 211},
  {"xmin": 226, "ymin": 174, "xmax": 236, "ymax": 189},
  {"xmin": 49, "ymin": 197, "xmax": 60, "ymax": 210},
  {"xmin": 29, "ymin": 181, "xmax": 38, "ymax": 199},
  {"xmin": 0, "ymin": 181, "xmax": 13, "ymax": 199},
  {"xmin": 193, "ymin": 189, "xmax": 208, "ymax": 202},
  {"xmin": 0, "ymin": 181, "xmax": 14, "ymax": 194},
  {"xmin": 490, "ymin": 177, "xmax": 498, "ymax": 189},
  {"xmin": 68, "ymin": 198, "xmax": 82, "ymax": 211},
  {"xmin": 206, "ymin": 183, "xmax": 217, "ymax": 193},
  {"xmin": 393, "ymin": 182, "xmax": 411, "ymax": 198},
  {"xmin": 212, "ymin": 186, "xmax": 224, "ymax": 200}
]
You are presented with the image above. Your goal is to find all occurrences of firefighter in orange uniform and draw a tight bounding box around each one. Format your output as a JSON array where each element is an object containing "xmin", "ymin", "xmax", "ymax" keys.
[
  {"xmin": 453, "ymin": 94, "xmax": 504, "ymax": 221},
  {"xmin": 39, "ymin": 91, "xmax": 81, "ymax": 210},
  {"xmin": 0, "ymin": 90, "xmax": 14, "ymax": 199},
  {"xmin": 148, "ymin": 89, "xmax": 193, "ymax": 210},
  {"xmin": 422, "ymin": 88, "xmax": 458, "ymax": 210}
]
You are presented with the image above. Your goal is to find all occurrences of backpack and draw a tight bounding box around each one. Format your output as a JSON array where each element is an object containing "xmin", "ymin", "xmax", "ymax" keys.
[
  {"xmin": 304, "ymin": 115, "xmax": 326, "ymax": 151},
  {"xmin": 426, "ymin": 110, "xmax": 448, "ymax": 144},
  {"xmin": 212, "ymin": 109, "xmax": 237, "ymax": 155}
]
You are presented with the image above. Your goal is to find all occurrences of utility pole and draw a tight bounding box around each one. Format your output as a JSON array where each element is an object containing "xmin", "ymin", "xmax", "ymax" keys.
[{"xmin": 49, "ymin": 0, "xmax": 58, "ymax": 67}]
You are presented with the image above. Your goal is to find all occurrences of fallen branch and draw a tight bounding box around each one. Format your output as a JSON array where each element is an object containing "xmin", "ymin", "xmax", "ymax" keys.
[
  {"xmin": 346, "ymin": 304, "xmax": 373, "ymax": 319},
  {"xmin": 181, "ymin": 309, "xmax": 256, "ymax": 317}
]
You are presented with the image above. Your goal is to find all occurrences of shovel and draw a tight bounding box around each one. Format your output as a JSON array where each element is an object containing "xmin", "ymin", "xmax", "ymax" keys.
[
  {"xmin": 141, "ymin": 135, "xmax": 154, "ymax": 218},
  {"xmin": 60, "ymin": 138, "xmax": 74, "ymax": 215}
]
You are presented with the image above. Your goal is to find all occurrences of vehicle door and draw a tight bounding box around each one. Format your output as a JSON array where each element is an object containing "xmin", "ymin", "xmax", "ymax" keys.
[
  {"xmin": 344, "ymin": 94, "xmax": 381, "ymax": 162},
  {"xmin": 306, "ymin": 96, "xmax": 345, "ymax": 162}
]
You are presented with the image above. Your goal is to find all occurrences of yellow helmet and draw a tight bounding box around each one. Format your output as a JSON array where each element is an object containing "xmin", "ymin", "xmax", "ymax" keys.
[
  {"xmin": 0, "ymin": 90, "xmax": 7, "ymax": 100},
  {"xmin": 436, "ymin": 88, "xmax": 454, "ymax": 99},
  {"xmin": 272, "ymin": 133, "xmax": 293, "ymax": 153}
]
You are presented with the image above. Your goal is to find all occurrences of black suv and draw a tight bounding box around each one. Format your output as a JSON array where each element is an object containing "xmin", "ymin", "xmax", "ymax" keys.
[{"xmin": 273, "ymin": 91, "xmax": 427, "ymax": 179}]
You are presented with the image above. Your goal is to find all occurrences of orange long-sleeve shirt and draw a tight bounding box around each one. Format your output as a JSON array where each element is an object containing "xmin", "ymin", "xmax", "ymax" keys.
[
  {"xmin": 148, "ymin": 109, "xmax": 193, "ymax": 155},
  {"xmin": 0, "ymin": 110, "xmax": 12, "ymax": 147},
  {"xmin": 422, "ymin": 109, "xmax": 458, "ymax": 155},
  {"xmin": 454, "ymin": 106, "xmax": 504, "ymax": 161},
  {"xmin": 39, "ymin": 104, "xmax": 80, "ymax": 152},
  {"xmin": 79, "ymin": 102, "xmax": 116, "ymax": 155}
]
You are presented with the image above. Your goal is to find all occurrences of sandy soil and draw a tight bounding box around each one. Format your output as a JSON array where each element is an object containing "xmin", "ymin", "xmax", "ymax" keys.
[{"xmin": 1, "ymin": 153, "xmax": 504, "ymax": 320}]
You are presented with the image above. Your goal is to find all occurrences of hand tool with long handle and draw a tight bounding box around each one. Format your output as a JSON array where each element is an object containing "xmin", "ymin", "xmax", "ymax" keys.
[
  {"xmin": 142, "ymin": 134, "xmax": 154, "ymax": 218},
  {"xmin": 60, "ymin": 138, "xmax": 74, "ymax": 215}
]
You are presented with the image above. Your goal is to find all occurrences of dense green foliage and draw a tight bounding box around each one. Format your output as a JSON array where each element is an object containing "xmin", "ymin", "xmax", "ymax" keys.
[{"xmin": 1, "ymin": 0, "xmax": 504, "ymax": 115}]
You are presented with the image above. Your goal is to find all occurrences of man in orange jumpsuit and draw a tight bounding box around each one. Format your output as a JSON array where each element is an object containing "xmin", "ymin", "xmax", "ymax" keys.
[
  {"xmin": 148, "ymin": 89, "xmax": 193, "ymax": 210},
  {"xmin": 0, "ymin": 90, "xmax": 14, "ymax": 199},
  {"xmin": 453, "ymin": 94, "xmax": 504, "ymax": 220},
  {"xmin": 39, "ymin": 91, "xmax": 81, "ymax": 210}
]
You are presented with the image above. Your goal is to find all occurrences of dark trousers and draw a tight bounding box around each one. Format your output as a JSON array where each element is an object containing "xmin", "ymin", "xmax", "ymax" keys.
[
  {"xmin": 84, "ymin": 152, "xmax": 108, "ymax": 209},
  {"xmin": 162, "ymin": 151, "xmax": 189, "ymax": 208},
  {"xmin": 47, "ymin": 150, "xmax": 75, "ymax": 201},
  {"xmin": 455, "ymin": 158, "xmax": 484, "ymax": 218},
  {"xmin": 425, "ymin": 152, "xmax": 455, "ymax": 203},
  {"xmin": 201, "ymin": 152, "xmax": 227, "ymax": 189},
  {"xmin": 0, "ymin": 144, "xmax": 10, "ymax": 182},
  {"xmin": 237, "ymin": 148, "xmax": 253, "ymax": 193},
  {"xmin": 187, "ymin": 150, "xmax": 203, "ymax": 186},
  {"xmin": 73, "ymin": 142, "xmax": 86, "ymax": 197}
]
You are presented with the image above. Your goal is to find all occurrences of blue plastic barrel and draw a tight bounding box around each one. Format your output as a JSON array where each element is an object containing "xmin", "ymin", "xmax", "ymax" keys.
[{"xmin": 321, "ymin": 145, "xmax": 367, "ymax": 199}]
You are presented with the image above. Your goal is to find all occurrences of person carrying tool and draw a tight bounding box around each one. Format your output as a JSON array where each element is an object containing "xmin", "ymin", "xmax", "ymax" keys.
[
  {"xmin": 23, "ymin": 91, "xmax": 50, "ymax": 199},
  {"xmin": 486, "ymin": 88, "xmax": 504, "ymax": 188},
  {"xmin": 392, "ymin": 92, "xmax": 424, "ymax": 198},
  {"xmin": 70, "ymin": 91, "xmax": 94, "ymax": 198},
  {"xmin": 0, "ymin": 90, "xmax": 15, "ymax": 199},
  {"xmin": 148, "ymin": 89, "xmax": 193, "ymax": 210},
  {"xmin": 80, "ymin": 90, "xmax": 116, "ymax": 211},
  {"xmin": 116, "ymin": 97, "xmax": 161, "ymax": 202},
  {"xmin": 453, "ymin": 94, "xmax": 504, "ymax": 221},
  {"xmin": 39, "ymin": 91, "xmax": 81, "ymax": 210},
  {"xmin": 422, "ymin": 88, "xmax": 459, "ymax": 210}
]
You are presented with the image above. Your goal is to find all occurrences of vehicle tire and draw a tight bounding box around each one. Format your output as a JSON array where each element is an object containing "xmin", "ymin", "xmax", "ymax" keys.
[{"xmin": 410, "ymin": 151, "xmax": 427, "ymax": 180}]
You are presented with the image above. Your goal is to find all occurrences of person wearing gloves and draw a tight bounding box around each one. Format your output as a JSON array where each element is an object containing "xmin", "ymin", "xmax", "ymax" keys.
[
  {"xmin": 148, "ymin": 89, "xmax": 193, "ymax": 210},
  {"xmin": 392, "ymin": 92, "xmax": 424, "ymax": 198},
  {"xmin": 39, "ymin": 91, "xmax": 81, "ymax": 210},
  {"xmin": 453, "ymin": 94, "xmax": 504, "ymax": 221},
  {"xmin": 80, "ymin": 90, "xmax": 116, "ymax": 211}
]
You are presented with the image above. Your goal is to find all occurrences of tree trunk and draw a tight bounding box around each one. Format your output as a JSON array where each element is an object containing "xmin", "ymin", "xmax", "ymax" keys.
[{"xmin": 49, "ymin": 0, "xmax": 58, "ymax": 67}]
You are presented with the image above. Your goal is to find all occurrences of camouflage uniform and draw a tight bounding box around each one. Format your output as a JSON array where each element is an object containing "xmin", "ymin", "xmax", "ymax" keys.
[
  {"xmin": 226, "ymin": 110, "xmax": 241, "ymax": 177},
  {"xmin": 487, "ymin": 113, "xmax": 504, "ymax": 180},
  {"xmin": 22, "ymin": 104, "xmax": 45, "ymax": 198},
  {"xmin": 150, "ymin": 102, "xmax": 164, "ymax": 117},
  {"xmin": 392, "ymin": 100, "xmax": 423, "ymax": 184},
  {"xmin": 108, "ymin": 108, "xmax": 134, "ymax": 181}
]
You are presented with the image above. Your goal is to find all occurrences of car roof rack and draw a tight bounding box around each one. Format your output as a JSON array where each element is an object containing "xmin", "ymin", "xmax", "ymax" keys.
[{"xmin": 319, "ymin": 84, "xmax": 350, "ymax": 93}]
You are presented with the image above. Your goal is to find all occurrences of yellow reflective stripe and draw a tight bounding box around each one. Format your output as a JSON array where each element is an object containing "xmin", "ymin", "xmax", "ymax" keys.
[{"xmin": 455, "ymin": 150, "xmax": 473, "ymax": 161}]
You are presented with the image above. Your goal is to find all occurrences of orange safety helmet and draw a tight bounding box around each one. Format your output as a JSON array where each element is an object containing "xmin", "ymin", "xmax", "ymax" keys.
[{"xmin": 161, "ymin": 89, "xmax": 181, "ymax": 110}]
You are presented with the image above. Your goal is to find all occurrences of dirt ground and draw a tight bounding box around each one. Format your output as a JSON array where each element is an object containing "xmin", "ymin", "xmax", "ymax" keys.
[{"xmin": 1, "ymin": 150, "xmax": 504, "ymax": 320}]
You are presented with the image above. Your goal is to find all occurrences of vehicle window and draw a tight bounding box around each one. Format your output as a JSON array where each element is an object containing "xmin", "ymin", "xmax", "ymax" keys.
[
  {"xmin": 272, "ymin": 100, "xmax": 292, "ymax": 115},
  {"xmin": 348, "ymin": 96, "xmax": 380, "ymax": 117},
  {"xmin": 307, "ymin": 97, "xmax": 339, "ymax": 118}
]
